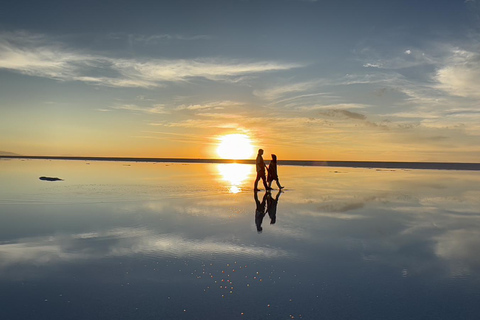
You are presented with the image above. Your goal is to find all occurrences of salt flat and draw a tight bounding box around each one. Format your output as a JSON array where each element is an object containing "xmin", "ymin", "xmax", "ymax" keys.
[{"xmin": 1, "ymin": 159, "xmax": 480, "ymax": 319}]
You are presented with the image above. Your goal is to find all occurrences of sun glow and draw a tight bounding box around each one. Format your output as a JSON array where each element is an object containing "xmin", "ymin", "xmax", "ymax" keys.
[
  {"xmin": 217, "ymin": 134, "xmax": 254, "ymax": 160},
  {"xmin": 217, "ymin": 163, "xmax": 253, "ymax": 193}
]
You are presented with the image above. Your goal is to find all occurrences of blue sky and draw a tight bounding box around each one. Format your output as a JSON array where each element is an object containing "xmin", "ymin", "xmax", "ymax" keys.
[{"xmin": 1, "ymin": 0, "xmax": 480, "ymax": 161}]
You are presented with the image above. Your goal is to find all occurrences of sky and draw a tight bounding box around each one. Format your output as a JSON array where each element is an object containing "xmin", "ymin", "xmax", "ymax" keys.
[{"xmin": 1, "ymin": 0, "xmax": 480, "ymax": 161}]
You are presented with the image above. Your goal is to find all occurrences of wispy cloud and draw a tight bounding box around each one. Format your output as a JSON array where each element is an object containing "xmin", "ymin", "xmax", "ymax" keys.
[
  {"xmin": 160, "ymin": 118, "xmax": 243, "ymax": 129},
  {"xmin": 319, "ymin": 109, "xmax": 367, "ymax": 120},
  {"xmin": 195, "ymin": 113, "xmax": 244, "ymax": 119},
  {"xmin": 360, "ymin": 47, "xmax": 438, "ymax": 70},
  {"xmin": 0, "ymin": 32, "xmax": 301, "ymax": 88},
  {"xmin": 253, "ymin": 80, "xmax": 323, "ymax": 101},
  {"xmin": 175, "ymin": 100, "xmax": 244, "ymax": 111},
  {"xmin": 111, "ymin": 104, "xmax": 167, "ymax": 114},
  {"xmin": 297, "ymin": 103, "xmax": 370, "ymax": 111},
  {"xmin": 114, "ymin": 33, "xmax": 213, "ymax": 45}
]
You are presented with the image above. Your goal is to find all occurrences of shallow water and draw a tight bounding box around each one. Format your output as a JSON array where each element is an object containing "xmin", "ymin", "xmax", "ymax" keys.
[{"xmin": 1, "ymin": 159, "xmax": 480, "ymax": 319}]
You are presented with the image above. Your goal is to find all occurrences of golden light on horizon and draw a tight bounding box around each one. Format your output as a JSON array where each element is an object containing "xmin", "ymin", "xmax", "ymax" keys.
[
  {"xmin": 217, "ymin": 163, "xmax": 253, "ymax": 194},
  {"xmin": 216, "ymin": 134, "xmax": 254, "ymax": 160}
]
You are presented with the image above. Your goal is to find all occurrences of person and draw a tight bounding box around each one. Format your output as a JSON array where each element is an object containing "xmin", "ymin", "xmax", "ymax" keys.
[
  {"xmin": 254, "ymin": 190, "xmax": 268, "ymax": 232},
  {"xmin": 266, "ymin": 189, "xmax": 282, "ymax": 225},
  {"xmin": 267, "ymin": 154, "xmax": 284, "ymax": 190},
  {"xmin": 254, "ymin": 149, "xmax": 270, "ymax": 191}
]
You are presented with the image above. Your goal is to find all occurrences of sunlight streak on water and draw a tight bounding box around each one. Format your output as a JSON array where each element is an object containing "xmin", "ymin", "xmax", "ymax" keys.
[{"xmin": 216, "ymin": 163, "xmax": 253, "ymax": 193}]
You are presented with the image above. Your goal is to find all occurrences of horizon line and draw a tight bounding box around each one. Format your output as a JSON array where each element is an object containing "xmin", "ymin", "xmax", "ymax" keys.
[{"xmin": 2, "ymin": 155, "xmax": 480, "ymax": 171}]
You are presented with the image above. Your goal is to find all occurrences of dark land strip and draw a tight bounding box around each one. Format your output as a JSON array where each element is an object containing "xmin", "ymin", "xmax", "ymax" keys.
[{"xmin": 2, "ymin": 156, "xmax": 480, "ymax": 171}]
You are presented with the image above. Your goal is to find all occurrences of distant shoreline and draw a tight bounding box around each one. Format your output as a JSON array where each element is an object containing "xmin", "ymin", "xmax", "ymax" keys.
[{"xmin": 2, "ymin": 155, "xmax": 480, "ymax": 171}]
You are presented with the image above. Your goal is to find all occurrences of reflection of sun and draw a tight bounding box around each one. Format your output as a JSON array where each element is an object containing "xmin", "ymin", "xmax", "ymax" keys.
[
  {"xmin": 217, "ymin": 134, "xmax": 254, "ymax": 160},
  {"xmin": 217, "ymin": 163, "xmax": 253, "ymax": 193}
]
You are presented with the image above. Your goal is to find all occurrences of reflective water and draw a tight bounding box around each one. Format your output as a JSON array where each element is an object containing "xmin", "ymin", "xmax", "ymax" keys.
[{"xmin": 1, "ymin": 159, "xmax": 480, "ymax": 319}]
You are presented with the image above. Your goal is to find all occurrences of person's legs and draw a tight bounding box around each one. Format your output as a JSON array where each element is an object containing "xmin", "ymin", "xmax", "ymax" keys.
[
  {"xmin": 276, "ymin": 179, "xmax": 283, "ymax": 189},
  {"xmin": 262, "ymin": 175, "xmax": 270, "ymax": 190},
  {"xmin": 254, "ymin": 173, "xmax": 260, "ymax": 190}
]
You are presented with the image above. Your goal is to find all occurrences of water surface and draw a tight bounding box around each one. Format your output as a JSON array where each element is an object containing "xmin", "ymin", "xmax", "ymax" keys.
[{"xmin": 1, "ymin": 159, "xmax": 480, "ymax": 319}]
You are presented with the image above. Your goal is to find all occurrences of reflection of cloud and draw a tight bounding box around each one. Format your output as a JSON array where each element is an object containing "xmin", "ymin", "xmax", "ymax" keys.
[
  {"xmin": 435, "ymin": 229, "xmax": 480, "ymax": 276},
  {"xmin": 0, "ymin": 228, "xmax": 288, "ymax": 270},
  {"xmin": 0, "ymin": 242, "xmax": 72, "ymax": 266},
  {"xmin": 266, "ymin": 225, "xmax": 311, "ymax": 240},
  {"xmin": 318, "ymin": 201, "xmax": 366, "ymax": 212},
  {"xmin": 298, "ymin": 210, "xmax": 366, "ymax": 220}
]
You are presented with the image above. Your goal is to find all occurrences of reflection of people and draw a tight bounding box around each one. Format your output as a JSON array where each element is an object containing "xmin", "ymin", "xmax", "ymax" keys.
[
  {"xmin": 254, "ymin": 190, "xmax": 268, "ymax": 232},
  {"xmin": 267, "ymin": 190, "xmax": 282, "ymax": 225},
  {"xmin": 254, "ymin": 149, "xmax": 271, "ymax": 191},
  {"xmin": 267, "ymin": 154, "xmax": 284, "ymax": 190}
]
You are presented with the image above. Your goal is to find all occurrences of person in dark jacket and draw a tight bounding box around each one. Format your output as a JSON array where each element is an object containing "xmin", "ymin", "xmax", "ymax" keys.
[{"xmin": 267, "ymin": 154, "xmax": 284, "ymax": 189}]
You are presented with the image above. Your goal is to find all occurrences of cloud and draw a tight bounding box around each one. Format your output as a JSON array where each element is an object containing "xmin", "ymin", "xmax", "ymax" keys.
[
  {"xmin": 435, "ymin": 48, "xmax": 480, "ymax": 99},
  {"xmin": 363, "ymin": 63, "xmax": 382, "ymax": 68},
  {"xmin": 338, "ymin": 72, "xmax": 403, "ymax": 86},
  {"xmin": 356, "ymin": 42, "xmax": 480, "ymax": 102},
  {"xmin": 175, "ymin": 101, "xmax": 244, "ymax": 111},
  {"xmin": 359, "ymin": 46, "xmax": 437, "ymax": 70},
  {"xmin": 120, "ymin": 33, "xmax": 212, "ymax": 44},
  {"xmin": 0, "ymin": 31, "xmax": 300, "ymax": 88},
  {"xmin": 111, "ymin": 58, "xmax": 300, "ymax": 83},
  {"xmin": 298, "ymin": 103, "xmax": 369, "ymax": 111},
  {"xmin": 253, "ymin": 80, "xmax": 323, "ymax": 101},
  {"xmin": 270, "ymin": 92, "xmax": 333, "ymax": 106},
  {"xmin": 0, "ymin": 32, "xmax": 87, "ymax": 80},
  {"xmin": 111, "ymin": 104, "xmax": 167, "ymax": 114},
  {"xmin": 319, "ymin": 109, "xmax": 367, "ymax": 120},
  {"xmin": 160, "ymin": 118, "xmax": 243, "ymax": 129},
  {"xmin": 194, "ymin": 113, "xmax": 244, "ymax": 119}
]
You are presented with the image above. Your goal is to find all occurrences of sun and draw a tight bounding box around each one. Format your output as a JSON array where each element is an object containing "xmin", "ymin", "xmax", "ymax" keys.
[{"xmin": 217, "ymin": 134, "xmax": 254, "ymax": 160}]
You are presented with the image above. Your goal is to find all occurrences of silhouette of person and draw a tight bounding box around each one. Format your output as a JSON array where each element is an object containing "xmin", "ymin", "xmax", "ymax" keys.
[
  {"xmin": 254, "ymin": 149, "xmax": 271, "ymax": 191},
  {"xmin": 254, "ymin": 190, "xmax": 268, "ymax": 232},
  {"xmin": 267, "ymin": 189, "xmax": 282, "ymax": 225},
  {"xmin": 267, "ymin": 154, "xmax": 284, "ymax": 190}
]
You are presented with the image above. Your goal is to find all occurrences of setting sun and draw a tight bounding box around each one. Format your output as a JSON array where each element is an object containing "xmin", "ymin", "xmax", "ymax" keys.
[{"xmin": 216, "ymin": 134, "xmax": 254, "ymax": 160}]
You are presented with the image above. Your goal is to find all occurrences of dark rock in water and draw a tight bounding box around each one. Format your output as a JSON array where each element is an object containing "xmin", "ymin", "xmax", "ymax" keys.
[{"xmin": 39, "ymin": 176, "xmax": 63, "ymax": 181}]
